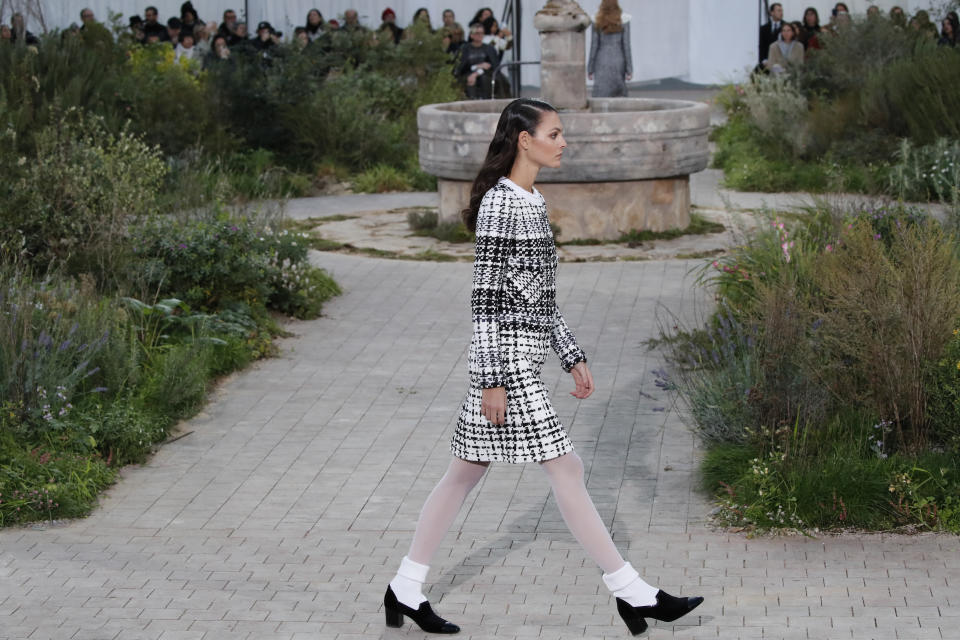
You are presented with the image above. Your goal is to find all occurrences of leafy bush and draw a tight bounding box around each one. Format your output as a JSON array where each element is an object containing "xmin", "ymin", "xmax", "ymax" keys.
[
  {"xmin": 888, "ymin": 138, "xmax": 960, "ymax": 203},
  {"xmin": 715, "ymin": 15, "xmax": 960, "ymax": 199},
  {"xmin": 0, "ymin": 109, "xmax": 166, "ymax": 284},
  {"xmin": 665, "ymin": 202, "xmax": 960, "ymax": 531},
  {"xmin": 354, "ymin": 163, "xmax": 413, "ymax": 192},
  {"xmin": 133, "ymin": 215, "xmax": 339, "ymax": 319}
]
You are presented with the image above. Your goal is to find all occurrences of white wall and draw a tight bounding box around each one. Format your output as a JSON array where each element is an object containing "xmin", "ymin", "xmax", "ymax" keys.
[{"xmin": 22, "ymin": 0, "xmax": 950, "ymax": 88}]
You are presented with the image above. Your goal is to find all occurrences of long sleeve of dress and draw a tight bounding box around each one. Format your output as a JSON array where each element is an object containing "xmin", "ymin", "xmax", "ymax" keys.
[
  {"xmin": 470, "ymin": 189, "xmax": 514, "ymax": 388},
  {"xmin": 622, "ymin": 21, "xmax": 633, "ymax": 76},
  {"xmin": 550, "ymin": 301, "xmax": 587, "ymax": 372},
  {"xmin": 587, "ymin": 24, "xmax": 599, "ymax": 75}
]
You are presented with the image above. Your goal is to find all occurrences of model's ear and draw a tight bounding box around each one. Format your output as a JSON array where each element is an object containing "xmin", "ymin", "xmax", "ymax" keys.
[{"xmin": 518, "ymin": 130, "xmax": 531, "ymax": 151}]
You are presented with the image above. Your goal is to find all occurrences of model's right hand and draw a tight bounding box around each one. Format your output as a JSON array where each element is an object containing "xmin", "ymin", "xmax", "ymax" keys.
[{"xmin": 481, "ymin": 387, "xmax": 507, "ymax": 425}]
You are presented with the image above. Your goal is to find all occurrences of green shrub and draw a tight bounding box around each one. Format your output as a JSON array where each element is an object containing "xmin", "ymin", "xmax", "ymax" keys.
[
  {"xmin": 354, "ymin": 164, "xmax": 413, "ymax": 192},
  {"xmin": 888, "ymin": 138, "xmax": 960, "ymax": 203},
  {"xmin": 0, "ymin": 109, "xmax": 166, "ymax": 285}
]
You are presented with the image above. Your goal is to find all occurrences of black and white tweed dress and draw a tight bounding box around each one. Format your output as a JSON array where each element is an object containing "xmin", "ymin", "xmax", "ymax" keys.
[{"xmin": 451, "ymin": 177, "xmax": 587, "ymax": 463}]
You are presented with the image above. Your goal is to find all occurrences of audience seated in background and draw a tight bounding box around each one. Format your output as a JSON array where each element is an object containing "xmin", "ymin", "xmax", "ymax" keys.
[
  {"xmin": 378, "ymin": 8, "xmax": 403, "ymax": 44},
  {"xmin": 456, "ymin": 23, "xmax": 499, "ymax": 99},
  {"xmin": 766, "ymin": 21, "xmax": 804, "ymax": 75}
]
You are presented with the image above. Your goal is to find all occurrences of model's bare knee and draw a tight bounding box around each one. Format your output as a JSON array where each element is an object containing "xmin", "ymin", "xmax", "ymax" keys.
[{"xmin": 447, "ymin": 457, "xmax": 490, "ymax": 490}]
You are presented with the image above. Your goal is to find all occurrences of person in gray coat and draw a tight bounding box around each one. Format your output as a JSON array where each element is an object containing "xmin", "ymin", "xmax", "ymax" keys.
[{"xmin": 587, "ymin": 0, "xmax": 632, "ymax": 97}]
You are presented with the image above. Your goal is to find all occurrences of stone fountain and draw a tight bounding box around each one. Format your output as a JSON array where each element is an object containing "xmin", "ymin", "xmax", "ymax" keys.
[{"xmin": 417, "ymin": 0, "xmax": 710, "ymax": 242}]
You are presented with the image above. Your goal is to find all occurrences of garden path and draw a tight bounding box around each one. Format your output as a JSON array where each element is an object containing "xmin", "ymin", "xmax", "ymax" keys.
[{"xmin": 0, "ymin": 198, "xmax": 957, "ymax": 640}]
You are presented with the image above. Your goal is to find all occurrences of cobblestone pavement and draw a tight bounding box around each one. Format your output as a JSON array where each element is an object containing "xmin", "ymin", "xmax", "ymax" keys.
[{"xmin": 1, "ymin": 250, "xmax": 956, "ymax": 640}]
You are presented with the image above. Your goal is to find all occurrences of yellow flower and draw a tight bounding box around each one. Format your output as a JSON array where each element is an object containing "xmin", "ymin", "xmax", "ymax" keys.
[
  {"xmin": 954, "ymin": 328, "xmax": 959, "ymax": 335},
  {"xmin": 956, "ymin": 360, "xmax": 960, "ymax": 370}
]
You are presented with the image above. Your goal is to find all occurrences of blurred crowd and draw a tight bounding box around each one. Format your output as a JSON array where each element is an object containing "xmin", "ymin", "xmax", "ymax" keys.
[
  {"xmin": 0, "ymin": 3, "xmax": 517, "ymax": 98},
  {"xmin": 759, "ymin": 2, "xmax": 960, "ymax": 75}
]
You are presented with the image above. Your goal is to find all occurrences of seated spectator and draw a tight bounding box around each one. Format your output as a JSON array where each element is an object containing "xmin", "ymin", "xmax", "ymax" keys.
[
  {"xmin": 341, "ymin": 9, "xmax": 368, "ymax": 33},
  {"xmin": 469, "ymin": 7, "xmax": 494, "ymax": 27},
  {"xmin": 766, "ymin": 22, "xmax": 804, "ymax": 75},
  {"xmin": 175, "ymin": 31, "xmax": 198, "ymax": 62},
  {"xmin": 913, "ymin": 10, "xmax": 939, "ymax": 39},
  {"xmin": 890, "ymin": 6, "xmax": 906, "ymax": 28},
  {"xmin": 205, "ymin": 34, "xmax": 231, "ymax": 67},
  {"xmin": 167, "ymin": 18, "xmax": 182, "ymax": 45},
  {"xmin": 253, "ymin": 21, "xmax": 279, "ymax": 51},
  {"xmin": 305, "ymin": 9, "xmax": 326, "ymax": 41},
  {"xmin": 128, "ymin": 15, "xmax": 146, "ymax": 45},
  {"xmin": 293, "ymin": 26, "xmax": 309, "ymax": 48},
  {"xmin": 456, "ymin": 23, "xmax": 499, "ymax": 99},
  {"xmin": 180, "ymin": 2, "xmax": 200, "ymax": 35},
  {"xmin": 800, "ymin": 7, "xmax": 821, "ymax": 52},
  {"xmin": 193, "ymin": 21, "xmax": 215, "ymax": 56},
  {"xmin": 442, "ymin": 9, "xmax": 463, "ymax": 35},
  {"xmin": 80, "ymin": 8, "xmax": 95, "ymax": 25},
  {"xmin": 828, "ymin": 3, "xmax": 851, "ymax": 33},
  {"xmin": 867, "ymin": 5, "xmax": 880, "ymax": 19},
  {"xmin": 442, "ymin": 24, "xmax": 465, "ymax": 54},
  {"xmin": 411, "ymin": 8, "xmax": 434, "ymax": 32},
  {"xmin": 939, "ymin": 15, "xmax": 958, "ymax": 46},
  {"xmin": 1, "ymin": 24, "xmax": 13, "ymax": 43},
  {"xmin": 143, "ymin": 5, "xmax": 168, "ymax": 41},
  {"xmin": 481, "ymin": 16, "xmax": 512, "ymax": 61},
  {"xmin": 234, "ymin": 22, "xmax": 249, "ymax": 44},
  {"xmin": 11, "ymin": 12, "xmax": 39, "ymax": 45},
  {"xmin": 378, "ymin": 8, "xmax": 403, "ymax": 44}
]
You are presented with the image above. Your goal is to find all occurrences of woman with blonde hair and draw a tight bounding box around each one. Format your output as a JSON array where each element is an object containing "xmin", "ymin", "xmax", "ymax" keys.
[{"xmin": 588, "ymin": 0, "xmax": 633, "ymax": 97}]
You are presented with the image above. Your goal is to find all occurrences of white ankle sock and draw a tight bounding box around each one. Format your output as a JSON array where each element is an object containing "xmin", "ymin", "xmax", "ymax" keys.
[
  {"xmin": 602, "ymin": 562, "xmax": 659, "ymax": 607},
  {"xmin": 389, "ymin": 556, "xmax": 429, "ymax": 608}
]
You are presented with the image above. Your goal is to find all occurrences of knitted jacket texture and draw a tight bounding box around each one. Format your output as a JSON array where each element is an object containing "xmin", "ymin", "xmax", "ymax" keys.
[{"xmin": 469, "ymin": 179, "xmax": 587, "ymax": 389}]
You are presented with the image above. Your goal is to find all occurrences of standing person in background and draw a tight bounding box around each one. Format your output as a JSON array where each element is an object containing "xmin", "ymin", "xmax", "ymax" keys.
[
  {"xmin": 166, "ymin": 18, "xmax": 182, "ymax": 45},
  {"xmin": 890, "ymin": 6, "xmax": 907, "ymax": 29},
  {"xmin": 143, "ymin": 6, "xmax": 168, "ymax": 41},
  {"xmin": 174, "ymin": 31, "xmax": 198, "ymax": 62},
  {"xmin": 11, "ymin": 12, "xmax": 39, "ymax": 45},
  {"xmin": 410, "ymin": 8, "xmax": 435, "ymax": 33},
  {"xmin": 219, "ymin": 9, "xmax": 242, "ymax": 45},
  {"xmin": 341, "ymin": 9, "xmax": 368, "ymax": 34},
  {"xmin": 759, "ymin": 2, "xmax": 783, "ymax": 68},
  {"xmin": 441, "ymin": 9, "xmax": 464, "ymax": 54},
  {"xmin": 588, "ymin": 0, "xmax": 632, "ymax": 98},
  {"xmin": 799, "ymin": 7, "xmax": 821, "ymax": 52}
]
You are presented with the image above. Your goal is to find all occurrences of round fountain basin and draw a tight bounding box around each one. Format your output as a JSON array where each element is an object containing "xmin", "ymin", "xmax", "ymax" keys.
[{"xmin": 417, "ymin": 98, "xmax": 711, "ymax": 241}]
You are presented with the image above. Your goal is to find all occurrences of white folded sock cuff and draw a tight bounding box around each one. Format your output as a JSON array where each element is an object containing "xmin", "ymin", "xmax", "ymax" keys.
[
  {"xmin": 398, "ymin": 556, "xmax": 430, "ymax": 583},
  {"xmin": 602, "ymin": 562, "xmax": 640, "ymax": 593}
]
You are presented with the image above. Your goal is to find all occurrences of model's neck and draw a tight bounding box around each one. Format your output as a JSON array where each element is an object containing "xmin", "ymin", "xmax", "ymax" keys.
[{"xmin": 508, "ymin": 161, "xmax": 539, "ymax": 193}]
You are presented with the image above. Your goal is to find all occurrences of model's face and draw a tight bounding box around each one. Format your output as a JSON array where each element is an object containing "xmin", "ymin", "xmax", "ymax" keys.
[{"xmin": 524, "ymin": 111, "xmax": 566, "ymax": 170}]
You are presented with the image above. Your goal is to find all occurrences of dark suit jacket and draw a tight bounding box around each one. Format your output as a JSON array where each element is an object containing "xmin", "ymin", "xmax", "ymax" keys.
[{"xmin": 759, "ymin": 21, "xmax": 783, "ymax": 65}]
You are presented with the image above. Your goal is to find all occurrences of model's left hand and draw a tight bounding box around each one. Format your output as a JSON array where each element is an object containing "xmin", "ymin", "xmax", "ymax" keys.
[{"xmin": 569, "ymin": 362, "xmax": 594, "ymax": 399}]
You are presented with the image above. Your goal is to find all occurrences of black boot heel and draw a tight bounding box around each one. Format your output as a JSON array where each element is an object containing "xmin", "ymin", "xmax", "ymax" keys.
[
  {"xmin": 384, "ymin": 603, "xmax": 403, "ymax": 628},
  {"xmin": 622, "ymin": 589, "xmax": 704, "ymax": 624},
  {"xmin": 383, "ymin": 585, "xmax": 460, "ymax": 634},
  {"xmin": 616, "ymin": 598, "xmax": 649, "ymax": 635}
]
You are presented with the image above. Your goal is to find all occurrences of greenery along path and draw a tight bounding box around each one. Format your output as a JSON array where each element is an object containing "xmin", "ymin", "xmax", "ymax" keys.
[{"xmin": 0, "ymin": 234, "xmax": 956, "ymax": 638}]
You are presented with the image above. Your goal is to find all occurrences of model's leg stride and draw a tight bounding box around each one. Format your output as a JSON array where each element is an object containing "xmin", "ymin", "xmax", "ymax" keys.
[
  {"xmin": 385, "ymin": 452, "xmax": 702, "ymax": 635},
  {"xmin": 541, "ymin": 452, "xmax": 704, "ymax": 635},
  {"xmin": 384, "ymin": 458, "xmax": 489, "ymax": 633}
]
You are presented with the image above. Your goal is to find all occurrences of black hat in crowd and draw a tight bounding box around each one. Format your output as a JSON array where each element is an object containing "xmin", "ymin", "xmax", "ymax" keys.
[
  {"xmin": 129, "ymin": 15, "xmax": 143, "ymax": 27},
  {"xmin": 257, "ymin": 21, "xmax": 275, "ymax": 33},
  {"xmin": 167, "ymin": 17, "xmax": 182, "ymax": 28}
]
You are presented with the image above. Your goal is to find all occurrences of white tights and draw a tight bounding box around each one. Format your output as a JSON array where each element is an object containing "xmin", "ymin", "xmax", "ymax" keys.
[
  {"xmin": 408, "ymin": 453, "xmax": 626, "ymax": 571},
  {"xmin": 393, "ymin": 453, "xmax": 656, "ymax": 609}
]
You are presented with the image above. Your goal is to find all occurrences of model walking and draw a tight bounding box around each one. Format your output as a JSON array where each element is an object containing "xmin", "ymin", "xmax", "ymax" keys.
[
  {"xmin": 588, "ymin": 0, "xmax": 633, "ymax": 97},
  {"xmin": 383, "ymin": 99, "xmax": 703, "ymax": 636}
]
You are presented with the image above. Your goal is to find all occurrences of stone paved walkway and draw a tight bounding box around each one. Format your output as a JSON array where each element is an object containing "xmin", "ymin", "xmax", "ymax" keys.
[{"xmin": 1, "ymin": 223, "xmax": 957, "ymax": 639}]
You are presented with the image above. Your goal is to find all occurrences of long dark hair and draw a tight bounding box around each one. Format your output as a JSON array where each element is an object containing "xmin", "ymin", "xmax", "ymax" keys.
[{"xmin": 462, "ymin": 98, "xmax": 557, "ymax": 232}]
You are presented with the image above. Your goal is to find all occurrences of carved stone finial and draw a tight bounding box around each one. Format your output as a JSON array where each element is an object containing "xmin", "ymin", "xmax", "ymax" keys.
[
  {"xmin": 535, "ymin": 0, "xmax": 591, "ymax": 109},
  {"xmin": 533, "ymin": 0, "xmax": 592, "ymax": 32}
]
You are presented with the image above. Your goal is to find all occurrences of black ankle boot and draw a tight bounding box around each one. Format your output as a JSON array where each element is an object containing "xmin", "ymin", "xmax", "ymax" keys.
[
  {"xmin": 617, "ymin": 590, "xmax": 703, "ymax": 635},
  {"xmin": 616, "ymin": 590, "xmax": 704, "ymax": 635},
  {"xmin": 384, "ymin": 585, "xmax": 460, "ymax": 634}
]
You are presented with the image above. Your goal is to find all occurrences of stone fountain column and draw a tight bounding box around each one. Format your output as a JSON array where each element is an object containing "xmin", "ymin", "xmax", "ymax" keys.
[{"xmin": 533, "ymin": 0, "xmax": 591, "ymax": 110}]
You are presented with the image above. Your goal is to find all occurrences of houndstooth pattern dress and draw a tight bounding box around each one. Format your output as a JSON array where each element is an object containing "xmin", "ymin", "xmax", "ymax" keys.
[{"xmin": 451, "ymin": 177, "xmax": 587, "ymax": 463}]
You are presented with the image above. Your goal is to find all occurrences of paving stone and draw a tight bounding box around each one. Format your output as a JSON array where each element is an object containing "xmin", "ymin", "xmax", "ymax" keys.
[{"xmin": 0, "ymin": 233, "xmax": 952, "ymax": 640}]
